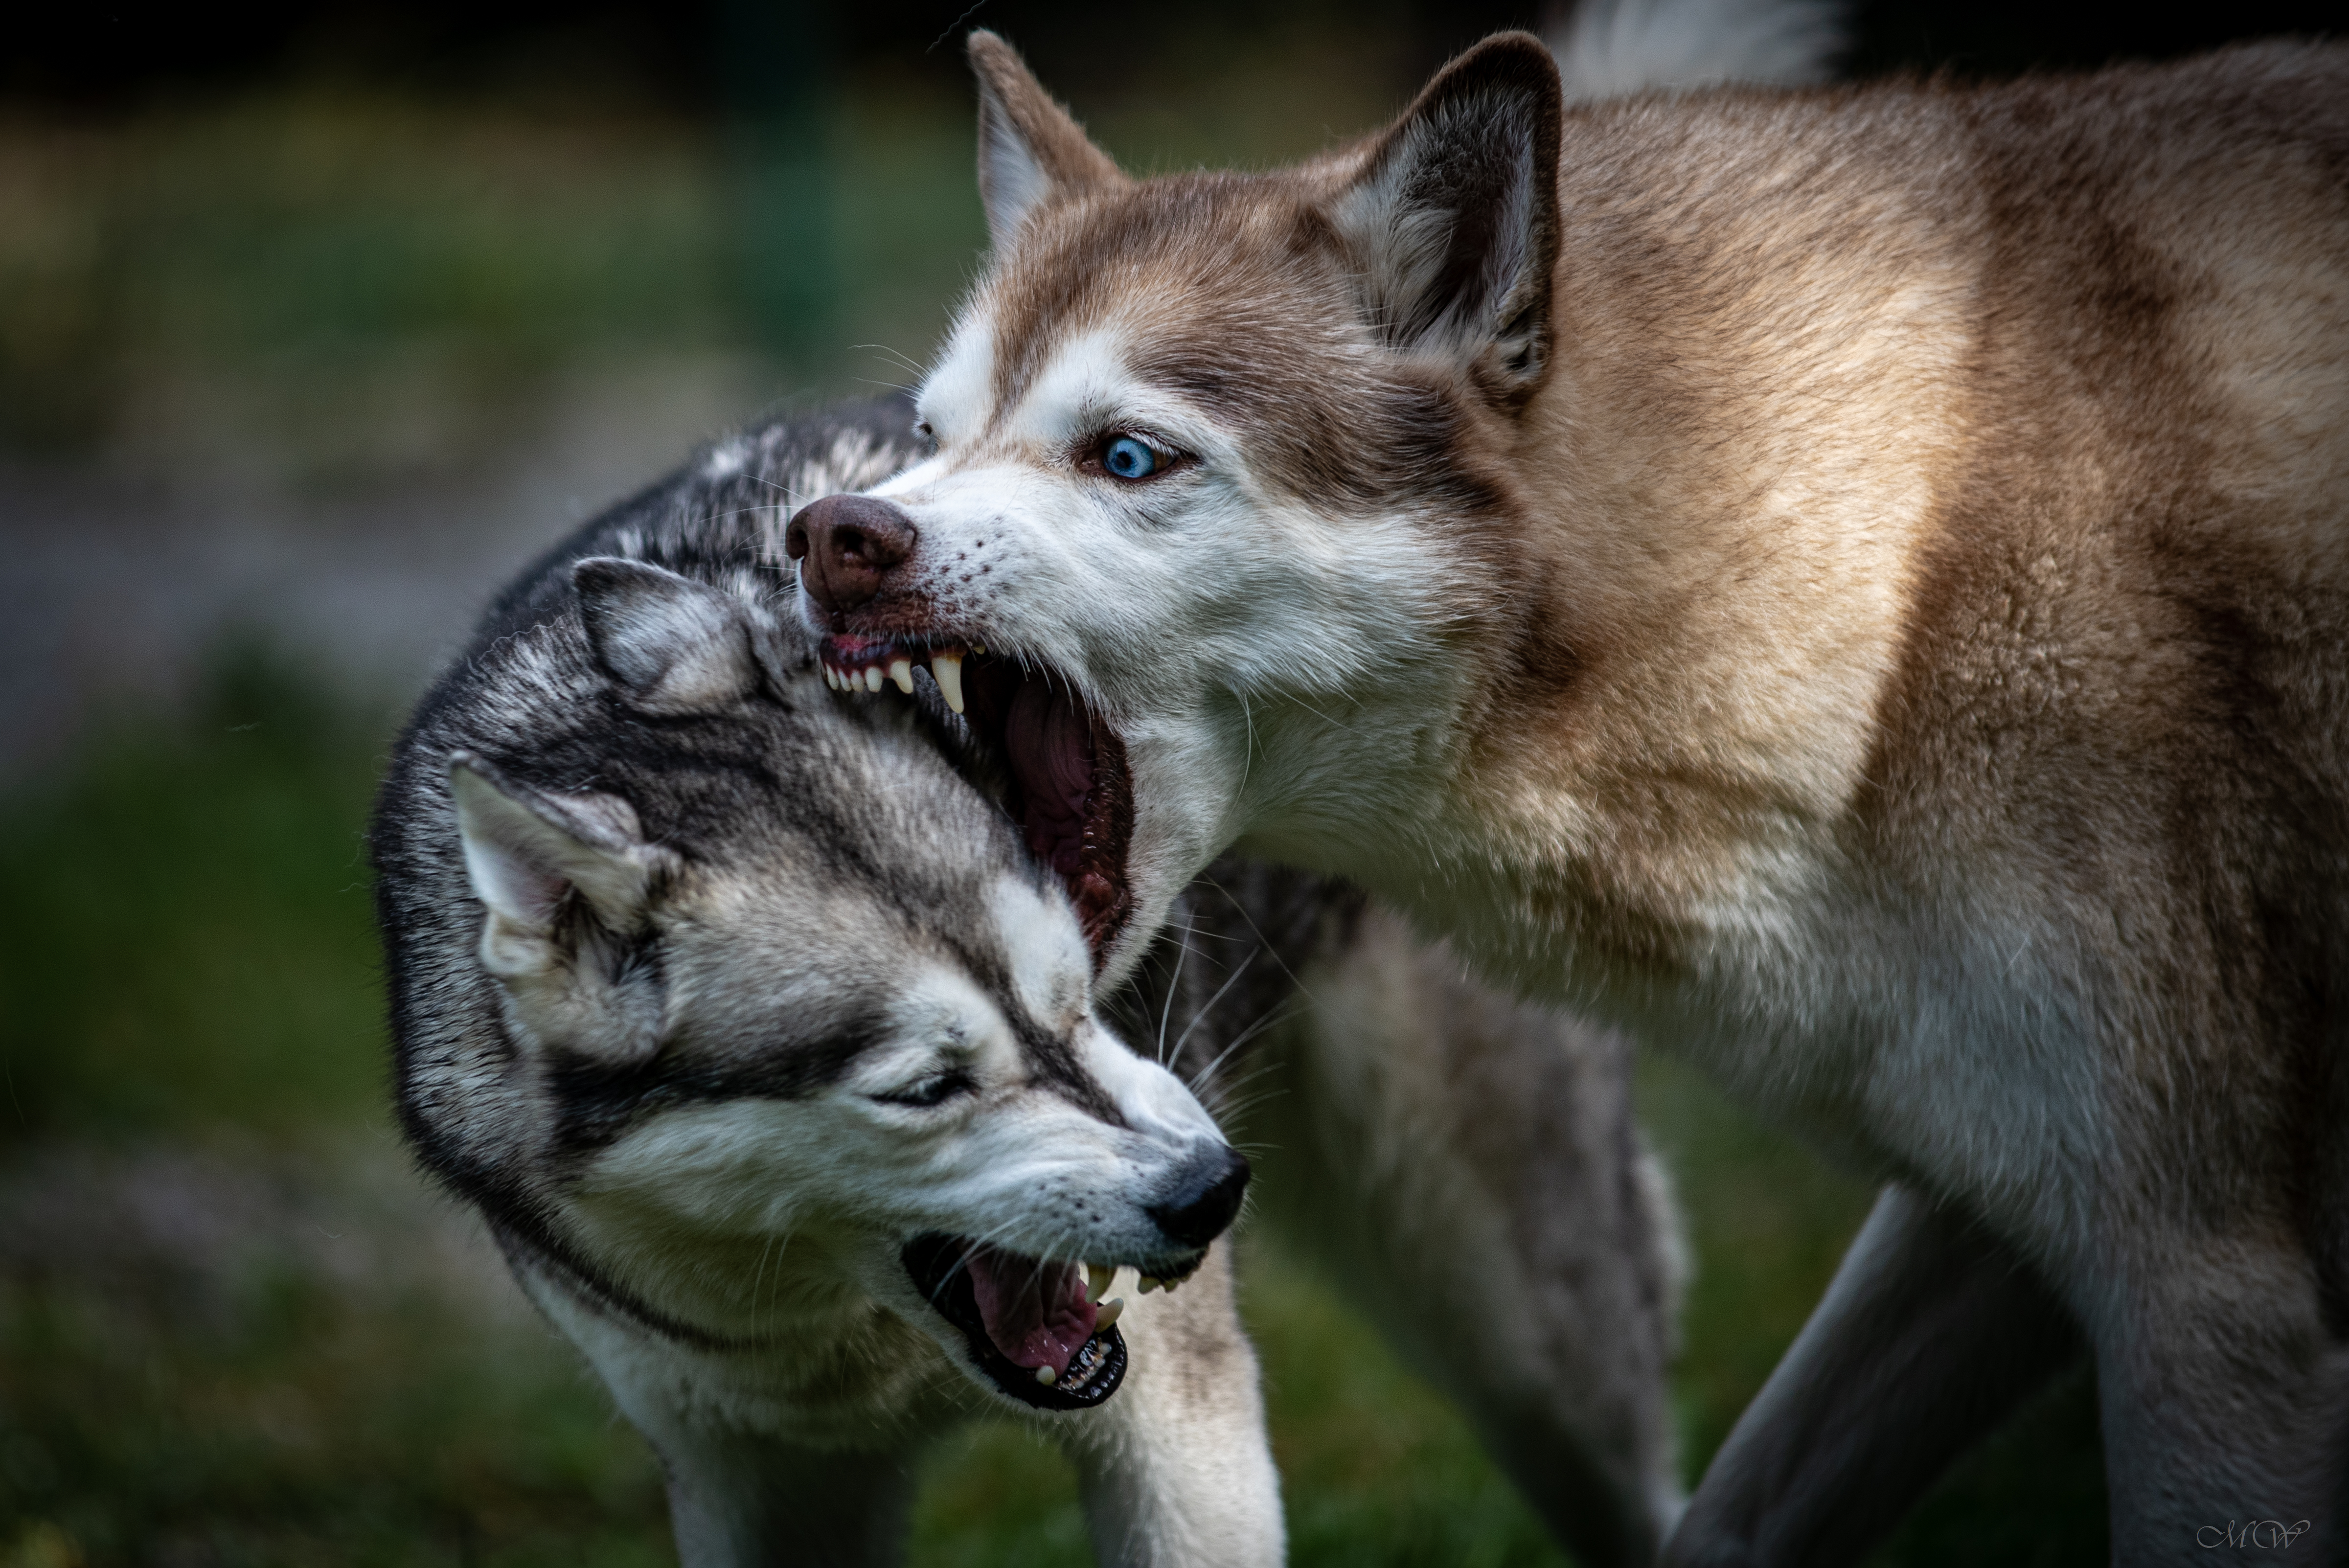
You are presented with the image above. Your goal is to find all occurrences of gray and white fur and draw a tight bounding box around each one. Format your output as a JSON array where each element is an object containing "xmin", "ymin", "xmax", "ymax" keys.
[{"xmin": 373, "ymin": 399, "xmax": 1682, "ymax": 1566}]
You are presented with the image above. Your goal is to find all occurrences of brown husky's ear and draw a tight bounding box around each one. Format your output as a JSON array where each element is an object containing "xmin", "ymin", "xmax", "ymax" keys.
[
  {"xmin": 966, "ymin": 30, "xmax": 1124, "ymax": 250},
  {"xmin": 1330, "ymin": 33, "xmax": 1563, "ymax": 405}
]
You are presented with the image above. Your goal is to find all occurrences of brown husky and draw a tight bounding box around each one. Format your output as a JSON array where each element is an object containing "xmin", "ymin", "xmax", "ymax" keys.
[{"xmin": 785, "ymin": 26, "xmax": 2349, "ymax": 1566}]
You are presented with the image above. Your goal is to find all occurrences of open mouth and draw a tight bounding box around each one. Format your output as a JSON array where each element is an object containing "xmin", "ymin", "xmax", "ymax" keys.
[
  {"xmin": 899, "ymin": 1235, "xmax": 1202, "ymax": 1410},
  {"xmin": 820, "ymin": 636, "xmax": 1134, "ymax": 964}
]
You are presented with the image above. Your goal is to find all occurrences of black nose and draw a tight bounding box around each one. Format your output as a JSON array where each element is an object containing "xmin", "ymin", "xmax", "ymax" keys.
[
  {"xmin": 784, "ymin": 494, "xmax": 918, "ymax": 615},
  {"xmin": 1146, "ymin": 1146, "xmax": 1251, "ymax": 1249}
]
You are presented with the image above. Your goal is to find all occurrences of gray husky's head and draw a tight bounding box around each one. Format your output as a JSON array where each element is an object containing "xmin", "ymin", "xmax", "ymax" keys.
[{"xmin": 401, "ymin": 554, "xmax": 1245, "ymax": 1412}]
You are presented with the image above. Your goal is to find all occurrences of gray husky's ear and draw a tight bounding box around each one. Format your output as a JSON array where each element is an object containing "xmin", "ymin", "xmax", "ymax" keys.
[
  {"xmin": 967, "ymin": 30, "xmax": 1125, "ymax": 250},
  {"xmin": 449, "ymin": 752, "xmax": 667, "ymax": 980},
  {"xmin": 1329, "ymin": 33, "xmax": 1563, "ymax": 405},
  {"xmin": 574, "ymin": 557, "xmax": 761, "ymax": 713}
]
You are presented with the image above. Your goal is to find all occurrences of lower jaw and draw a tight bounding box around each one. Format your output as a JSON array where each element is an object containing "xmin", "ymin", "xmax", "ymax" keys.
[
  {"xmin": 969, "ymin": 1321, "xmax": 1128, "ymax": 1411},
  {"xmin": 899, "ymin": 1234, "xmax": 1131, "ymax": 1411}
]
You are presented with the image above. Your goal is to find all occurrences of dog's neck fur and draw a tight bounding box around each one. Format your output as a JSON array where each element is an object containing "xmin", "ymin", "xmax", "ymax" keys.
[
  {"xmin": 1426, "ymin": 107, "xmax": 1961, "ymax": 962},
  {"xmin": 1211, "ymin": 112, "xmax": 1959, "ymax": 1023}
]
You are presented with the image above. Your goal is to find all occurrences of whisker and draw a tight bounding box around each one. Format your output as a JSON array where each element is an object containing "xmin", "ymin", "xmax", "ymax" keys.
[
  {"xmin": 1167, "ymin": 946, "xmax": 1262, "ymax": 1067},
  {"xmin": 1187, "ymin": 1006, "xmax": 1298, "ymax": 1105},
  {"xmin": 1197, "ymin": 873, "xmax": 1323, "ymax": 1008},
  {"xmin": 1156, "ymin": 913, "xmax": 1199, "ymax": 1066},
  {"xmin": 851, "ymin": 341, "xmax": 932, "ymax": 378}
]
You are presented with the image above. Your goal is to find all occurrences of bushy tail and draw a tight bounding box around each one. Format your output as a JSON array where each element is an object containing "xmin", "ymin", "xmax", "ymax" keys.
[{"xmin": 1545, "ymin": 0, "xmax": 1845, "ymax": 99}]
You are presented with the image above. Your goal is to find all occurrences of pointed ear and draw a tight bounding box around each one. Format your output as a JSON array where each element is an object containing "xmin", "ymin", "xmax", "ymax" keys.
[
  {"xmin": 966, "ymin": 30, "xmax": 1124, "ymax": 250},
  {"xmin": 574, "ymin": 557, "xmax": 762, "ymax": 713},
  {"xmin": 1329, "ymin": 33, "xmax": 1563, "ymax": 405},
  {"xmin": 449, "ymin": 752, "xmax": 663, "ymax": 976}
]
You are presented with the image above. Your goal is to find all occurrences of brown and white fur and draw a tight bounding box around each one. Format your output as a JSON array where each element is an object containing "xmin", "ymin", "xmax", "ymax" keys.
[
  {"xmin": 375, "ymin": 402, "xmax": 1685, "ymax": 1566},
  {"xmin": 789, "ymin": 28, "xmax": 2349, "ymax": 1566}
]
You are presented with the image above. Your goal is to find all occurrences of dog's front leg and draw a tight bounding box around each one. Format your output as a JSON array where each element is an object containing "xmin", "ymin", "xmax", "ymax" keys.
[
  {"xmin": 1054, "ymin": 1244, "xmax": 1284, "ymax": 1568},
  {"xmin": 1665, "ymin": 1182, "xmax": 2081, "ymax": 1568}
]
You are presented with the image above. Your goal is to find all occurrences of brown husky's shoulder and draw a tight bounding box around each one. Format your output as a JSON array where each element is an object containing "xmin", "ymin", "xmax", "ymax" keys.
[{"xmin": 1458, "ymin": 47, "xmax": 2349, "ymax": 942}]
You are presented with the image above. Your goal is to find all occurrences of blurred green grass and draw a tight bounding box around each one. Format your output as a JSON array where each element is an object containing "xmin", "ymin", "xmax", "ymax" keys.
[{"xmin": 0, "ymin": 654, "xmax": 2105, "ymax": 1566}]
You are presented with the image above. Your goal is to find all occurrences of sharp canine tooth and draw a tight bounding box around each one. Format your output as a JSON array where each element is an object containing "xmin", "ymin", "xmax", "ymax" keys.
[
  {"xmin": 1138, "ymin": 1276, "xmax": 1162, "ymax": 1294},
  {"xmin": 864, "ymin": 666, "xmax": 883, "ymax": 692},
  {"xmin": 888, "ymin": 658, "xmax": 914, "ymax": 694},
  {"xmin": 932, "ymin": 652, "xmax": 965, "ymax": 714},
  {"xmin": 1086, "ymin": 1263, "xmax": 1113, "ymax": 1303},
  {"xmin": 1034, "ymin": 1365, "xmax": 1057, "ymax": 1386},
  {"xmin": 1095, "ymin": 1297, "xmax": 1124, "ymax": 1329}
]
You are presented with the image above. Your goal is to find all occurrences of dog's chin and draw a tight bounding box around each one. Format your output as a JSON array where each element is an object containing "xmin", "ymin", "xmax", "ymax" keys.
[
  {"xmin": 817, "ymin": 635, "xmax": 1135, "ymax": 966},
  {"xmin": 899, "ymin": 1233, "xmax": 1204, "ymax": 1412}
]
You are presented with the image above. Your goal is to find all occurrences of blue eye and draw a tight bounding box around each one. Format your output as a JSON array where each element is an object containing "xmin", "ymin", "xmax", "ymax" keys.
[{"xmin": 1101, "ymin": 435, "xmax": 1161, "ymax": 480}]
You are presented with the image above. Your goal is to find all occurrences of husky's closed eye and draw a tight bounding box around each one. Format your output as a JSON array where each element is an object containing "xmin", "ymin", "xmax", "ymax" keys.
[{"xmin": 870, "ymin": 1066, "xmax": 977, "ymax": 1108}]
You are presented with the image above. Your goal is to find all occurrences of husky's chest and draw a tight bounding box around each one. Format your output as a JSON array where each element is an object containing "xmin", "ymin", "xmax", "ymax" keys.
[{"xmin": 514, "ymin": 1242, "xmax": 973, "ymax": 1442}]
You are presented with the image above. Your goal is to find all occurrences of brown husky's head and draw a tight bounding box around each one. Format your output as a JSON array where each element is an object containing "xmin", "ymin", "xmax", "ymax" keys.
[{"xmin": 787, "ymin": 31, "xmax": 1564, "ymax": 980}]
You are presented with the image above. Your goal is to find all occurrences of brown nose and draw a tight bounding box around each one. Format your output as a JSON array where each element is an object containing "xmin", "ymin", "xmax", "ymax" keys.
[{"xmin": 784, "ymin": 495, "xmax": 918, "ymax": 614}]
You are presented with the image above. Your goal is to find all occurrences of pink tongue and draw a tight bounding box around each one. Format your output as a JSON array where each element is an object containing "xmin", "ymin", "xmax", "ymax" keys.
[
  {"xmin": 965, "ymin": 1248, "xmax": 1100, "ymax": 1378},
  {"xmin": 1003, "ymin": 683, "xmax": 1093, "ymax": 878}
]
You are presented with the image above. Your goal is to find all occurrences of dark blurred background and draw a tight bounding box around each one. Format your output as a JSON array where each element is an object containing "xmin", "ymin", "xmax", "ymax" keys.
[{"xmin": 0, "ymin": 3, "xmax": 2336, "ymax": 1565}]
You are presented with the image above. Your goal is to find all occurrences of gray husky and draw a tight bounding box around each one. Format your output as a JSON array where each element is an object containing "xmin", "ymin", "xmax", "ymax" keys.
[{"xmin": 371, "ymin": 400, "xmax": 1682, "ymax": 1566}]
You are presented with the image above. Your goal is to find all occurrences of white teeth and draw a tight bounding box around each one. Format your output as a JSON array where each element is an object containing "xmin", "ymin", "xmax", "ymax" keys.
[
  {"xmin": 823, "ymin": 667, "xmax": 837, "ymax": 689},
  {"xmin": 1138, "ymin": 1276, "xmax": 1162, "ymax": 1295},
  {"xmin": 1034, "ymin": 1365, "xmax": 1057, "ymax": 1386},
  {"xmin": 932, "ymin": 652, "xmax": 965, "ymax": 715},
  {"xmin": 1095, "ymin": 1297, "xmax": 1124, "ymax": 1330},
  {"xmin": 888, "ymin": 658, "xmax": 914, "ymax": 694},
  {"xmin": 1086, "ymin": 1263, "xmax": 1113, "ymax": 1303},
  {"xmin": 864, "ymin": 666, "xmax": 883, "ymax": 693}
]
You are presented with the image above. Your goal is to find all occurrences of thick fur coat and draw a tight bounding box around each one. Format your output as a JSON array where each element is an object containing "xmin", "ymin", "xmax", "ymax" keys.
[{"xmin": 790, "ymin": 31, "xmax": 2349, "ymax": 1565}]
